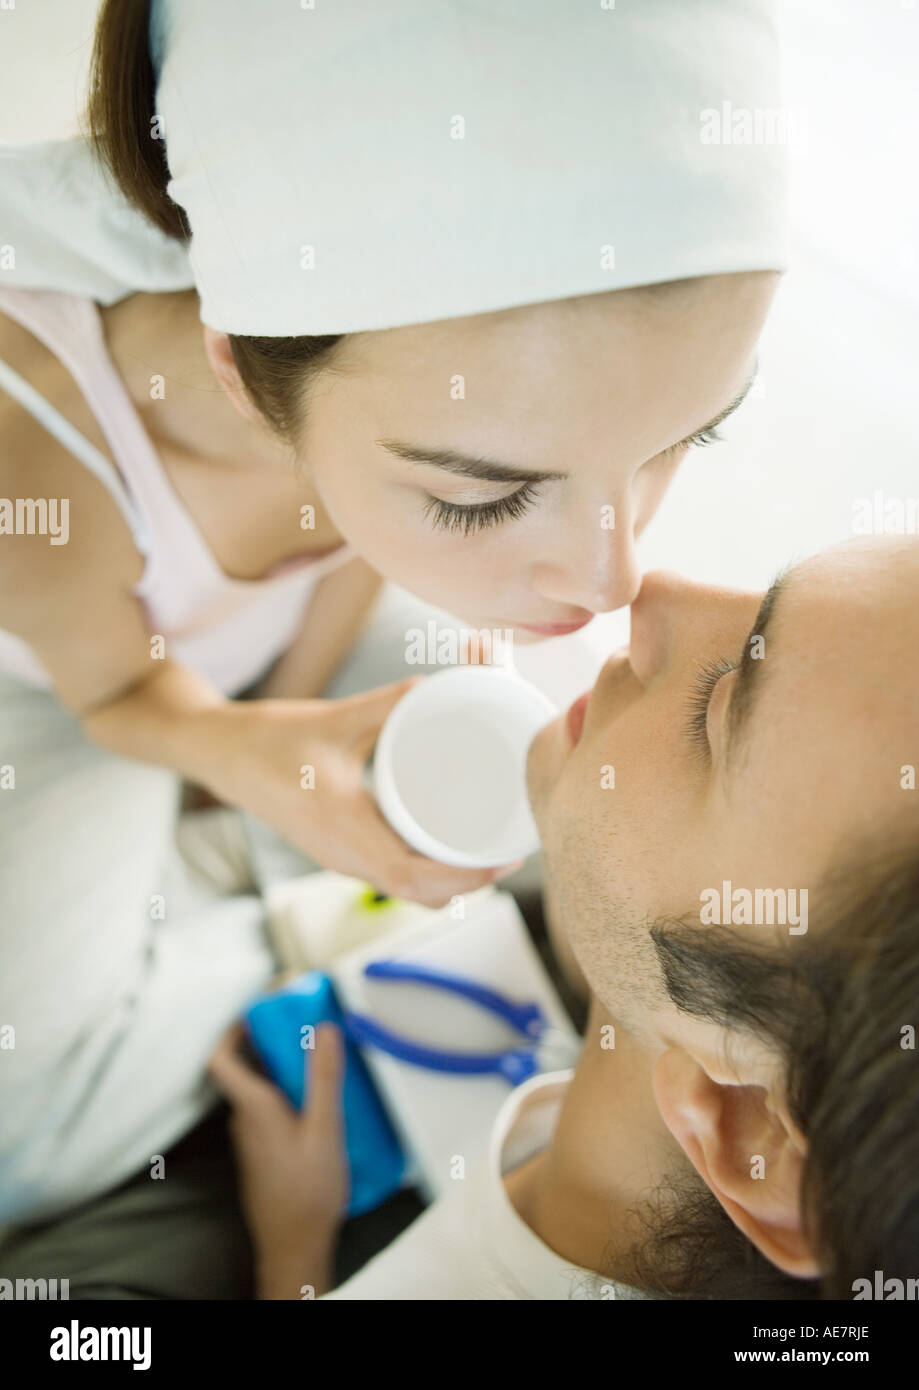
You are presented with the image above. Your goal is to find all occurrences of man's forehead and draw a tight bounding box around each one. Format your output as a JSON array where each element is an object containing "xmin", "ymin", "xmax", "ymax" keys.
[
  {"xmin": 730, "ymin": 546, "xmax": 919, "ymax": 859},
  {"xmin": 797, "ymin": 541, "xmax": 919, "ymax": 691},
  {"xmin": 747, "ymin": 542, "xmax": 919, "ymax": 692}
]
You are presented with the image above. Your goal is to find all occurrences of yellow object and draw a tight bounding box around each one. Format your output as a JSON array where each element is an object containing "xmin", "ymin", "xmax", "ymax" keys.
[{"xmin": 357, "ymin": 887, "xmax": 397, "ymax": 913}]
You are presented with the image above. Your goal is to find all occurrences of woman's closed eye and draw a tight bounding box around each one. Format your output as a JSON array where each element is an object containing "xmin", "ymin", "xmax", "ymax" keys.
[
  {"xmin": 422, "ymin": 482, "xmax": 541, "ymax": 536},
  {"xmin": 421, "ymin": 426, "xmax": 721, "ymax": 537},
  {"xmin": 664, "ymin": 425, "xmax": 723, "ymax": 459}
]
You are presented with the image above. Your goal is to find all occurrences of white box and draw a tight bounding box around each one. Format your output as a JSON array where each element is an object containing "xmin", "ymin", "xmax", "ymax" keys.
[{"xmin": 329, "ymin": 887, "xmax": 581, "ymax": 1203}]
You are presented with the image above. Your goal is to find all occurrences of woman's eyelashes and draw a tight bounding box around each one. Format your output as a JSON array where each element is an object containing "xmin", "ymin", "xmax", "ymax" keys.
[
  {"xmin": 666, "ymin": 425, "xmax": 723, "ymax": 458},
  {"xmin": 421, "ymin": 428, "xmax": 721, "ymax": 536},
  {"xmin": 423, "ymin": 482, "xmax": 541, "ymax": 535},
  {"xmin": 689, "ymin": 426, "xmax": 723, "ymax": 448},
  {"xmin": 685, "ymin": 655, "xmax": 738, "ymax": 758}
]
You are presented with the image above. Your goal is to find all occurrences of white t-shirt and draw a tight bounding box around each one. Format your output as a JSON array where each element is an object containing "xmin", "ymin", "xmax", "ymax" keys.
[{"xmin": 324, "ymin": 1070, "xmax": 651, "ymax": 1301}]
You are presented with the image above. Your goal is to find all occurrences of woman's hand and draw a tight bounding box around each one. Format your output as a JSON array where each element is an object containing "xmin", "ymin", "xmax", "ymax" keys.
[
  {"xmin": 209, "ymin": 1021, "xmax": 348, "ymax": 1300},
  {"xmin": 199, "ymin": 678, "xmax": 520, "ymax": 907}
]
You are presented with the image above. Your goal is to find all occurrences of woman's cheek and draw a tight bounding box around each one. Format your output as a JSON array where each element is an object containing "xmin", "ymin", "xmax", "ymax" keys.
[
  {"xmin": 350, "ymin": 493, "xmax": 474, "ymax": 596},
  {"xmin": 633, "ymin": 453, "xmax": 684, "ymax": 534},
  {"xmin": 314, "ymin": 470, "xmax": 416, "ymax": 557},
  {"xmin": 314, "ymin": 466, "xmax": 520, "ymax": 613}
]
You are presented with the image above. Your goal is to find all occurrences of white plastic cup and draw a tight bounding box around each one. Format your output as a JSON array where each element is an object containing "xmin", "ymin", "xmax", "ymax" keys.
[{"xmin": 373, "ymin": 666, "xmax": 557, "ymax": 868}]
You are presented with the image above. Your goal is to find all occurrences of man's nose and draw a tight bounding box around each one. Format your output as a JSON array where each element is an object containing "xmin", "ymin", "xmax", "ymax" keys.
[{"xmin": 629, "ymin": 570, "xmax": 762, "ymax": 686}]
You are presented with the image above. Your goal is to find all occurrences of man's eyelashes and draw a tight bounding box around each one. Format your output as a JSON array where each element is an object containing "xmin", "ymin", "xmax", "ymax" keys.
[{"xmin": 685, "ymin": 655, "xmax": 738, "ymax": 756}]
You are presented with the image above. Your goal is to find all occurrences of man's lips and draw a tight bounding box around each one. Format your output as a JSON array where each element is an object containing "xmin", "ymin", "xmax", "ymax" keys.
[
  {"xmin": 566, "ymin": 690, "xmax": 591, "ymax": 745},
  {"xmin": 564, "ymin": 649, "xmax": 632, "ymax": 748}
]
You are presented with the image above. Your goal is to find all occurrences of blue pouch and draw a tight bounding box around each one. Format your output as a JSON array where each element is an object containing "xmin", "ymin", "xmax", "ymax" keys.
[{"xmin": 244, "ymin": 971, "xmax": 406, "ymax": 1218}]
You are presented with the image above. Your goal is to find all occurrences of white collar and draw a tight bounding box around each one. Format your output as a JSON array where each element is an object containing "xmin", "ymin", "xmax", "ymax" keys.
[{"xmin": 483, "ymin": 1069, "xmax": 649, "ymax": 1300}]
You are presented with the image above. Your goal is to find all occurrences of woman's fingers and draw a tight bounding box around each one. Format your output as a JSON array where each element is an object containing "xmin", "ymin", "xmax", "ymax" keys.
[
  {"xmin": 210, "ymin": 1022, "xmax": 346, "ymax": 1132},
  {"xmin": 302, "ymin": 1023, "xmax": 345, "ymax": 1137},
  {"xmin": 335, "ymin": 677, "xmax": 421, "ymax": 760},
  {"xmin": 346, "ymin": 789, "xmax": 504, "ymax": 906},
  {"xmin": 208, "ymin": 1024, "xmax": 280, "ymax": 1111}
]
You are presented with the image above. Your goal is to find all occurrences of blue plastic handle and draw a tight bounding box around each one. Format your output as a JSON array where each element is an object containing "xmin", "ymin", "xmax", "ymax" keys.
[
  {"xmin": 363, "ymin": 959, "xmax": 546, "ymax": 1039},
  {"xmin": 343, "ymin": 1010, "xmax": 539, "ymax": 1086}
]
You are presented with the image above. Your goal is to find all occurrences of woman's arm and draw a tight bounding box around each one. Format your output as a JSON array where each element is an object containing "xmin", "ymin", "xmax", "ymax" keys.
[
  {"xmin": 0, "ymin": 444, "xmax": 230, "ymax": 781},
  {"xmin": 1, "ymin": 444, "xmax": 504, "ymax": 904},
  {"xmin": 0, "ymin": 432, "xmax": 167, "ymax": 716},
  {"xmin": 254, "ymin": 555, "xmax": 383, "ymax": 701}
]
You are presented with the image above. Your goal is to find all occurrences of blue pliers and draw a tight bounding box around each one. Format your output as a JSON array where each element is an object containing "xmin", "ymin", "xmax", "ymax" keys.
[{"xmin": 342, "ymin": 959, "xmax": 579, "ymax": 1086}]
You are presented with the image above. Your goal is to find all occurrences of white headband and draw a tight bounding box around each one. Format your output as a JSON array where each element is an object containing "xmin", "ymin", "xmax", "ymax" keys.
[
  {"xmin": 151, "ymin": 0, "xmax": 788, "ymax": 336},
  {"xmin": 1, "ymin": 1, "xmax": 788, "ymax": 335}
]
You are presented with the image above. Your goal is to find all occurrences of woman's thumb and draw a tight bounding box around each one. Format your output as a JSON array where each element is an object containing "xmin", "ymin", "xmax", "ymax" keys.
[
  {"xmin": 339, "ymin": 677, "xmax": 421, "ymax": 756},
  {"xmin": 304, "ymin": 1023, "xmax": 346, "ymax": 1135}
]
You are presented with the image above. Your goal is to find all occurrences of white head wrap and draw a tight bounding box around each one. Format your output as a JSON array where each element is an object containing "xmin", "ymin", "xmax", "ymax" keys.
[
  {"xmin": 3, "ymin": 0, "xmax": 788, "ymax": 335},
  {"xmin": 0, "ymin": 137, "xmax": 194, "ymax": 304}
]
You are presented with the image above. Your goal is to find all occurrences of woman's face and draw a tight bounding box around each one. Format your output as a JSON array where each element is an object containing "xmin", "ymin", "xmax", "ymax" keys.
[{"xmin": 300, "ymin": 272, "xmax": 778, "ymax": 636}]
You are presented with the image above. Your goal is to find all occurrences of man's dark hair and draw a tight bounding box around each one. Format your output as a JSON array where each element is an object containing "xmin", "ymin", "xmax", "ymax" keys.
[{"xmin": 613, "ymin": 847, "xmax": 919, "ymax": 1300}]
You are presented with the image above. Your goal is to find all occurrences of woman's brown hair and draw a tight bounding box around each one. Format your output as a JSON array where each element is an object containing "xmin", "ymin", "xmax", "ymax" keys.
[{"xmin": 84, "ymin": 0, "xmax": 344, "ymax": 448}]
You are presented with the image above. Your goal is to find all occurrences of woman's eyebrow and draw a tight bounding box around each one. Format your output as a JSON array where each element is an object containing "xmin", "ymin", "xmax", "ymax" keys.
[
  {"xmin": 724, "ymin": 564, "xmax": 793, "ymax": 771},
  {"xmin": 374, "ymin": 441, "xmax": 564, "ymax": 485},
  {"xmin": 375, "ymin": 366, "xmax": 758, "ymax": 485}
]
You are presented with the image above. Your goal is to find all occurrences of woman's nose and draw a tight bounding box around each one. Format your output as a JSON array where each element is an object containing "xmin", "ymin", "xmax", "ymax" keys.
[
  {"xmin": 529, "ymin": 519, "xmax": 643, "ymax": 616},
  {"xmin": 629, "ymin": 570, "xmax": 761, "ymax": 686}
]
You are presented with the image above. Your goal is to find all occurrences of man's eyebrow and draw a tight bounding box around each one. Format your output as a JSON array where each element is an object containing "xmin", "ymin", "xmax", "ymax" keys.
[
  {"xmin": 725, "ymin": 565, "xmax": 792, "ymax": 771},
  {"xmin": 375, "ymin": 366, "xmax": 759, "ymax": 486}
]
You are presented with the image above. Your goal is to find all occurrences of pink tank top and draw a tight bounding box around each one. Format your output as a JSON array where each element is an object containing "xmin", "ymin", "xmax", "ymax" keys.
[{"xmin": 0, "ymin": 288, "xmax": 353, "ymax": 696}]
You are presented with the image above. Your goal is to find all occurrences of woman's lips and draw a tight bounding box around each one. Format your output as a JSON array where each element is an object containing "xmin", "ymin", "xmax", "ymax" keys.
[
  {"xmin": 514, "ymin": 616, "xmax": 593, "ymax": 637},
  {"xmin": 566, "ymin": 690, "xmax": 591, "ymax": 745}
]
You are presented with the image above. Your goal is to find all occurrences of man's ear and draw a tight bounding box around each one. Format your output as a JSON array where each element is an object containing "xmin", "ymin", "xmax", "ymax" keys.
[
  {"xmin": 651, "ymin": 1045, "xmax": 819, "ymax": 1279},
  {"xmin": 202, "ymin": 325, "xmax": 262, "ymax": 426}
]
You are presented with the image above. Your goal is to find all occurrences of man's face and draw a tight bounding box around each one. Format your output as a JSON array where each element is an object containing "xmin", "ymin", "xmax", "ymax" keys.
[{"xmin": 527, "ymin": 537, "xmax": 919, "ymax": 1048}]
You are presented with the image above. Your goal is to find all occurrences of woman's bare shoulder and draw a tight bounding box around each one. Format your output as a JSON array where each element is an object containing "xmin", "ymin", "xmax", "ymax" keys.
[{"xmin": 0, "ymin": 308, "xmax": 144, "ymax": 590}]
